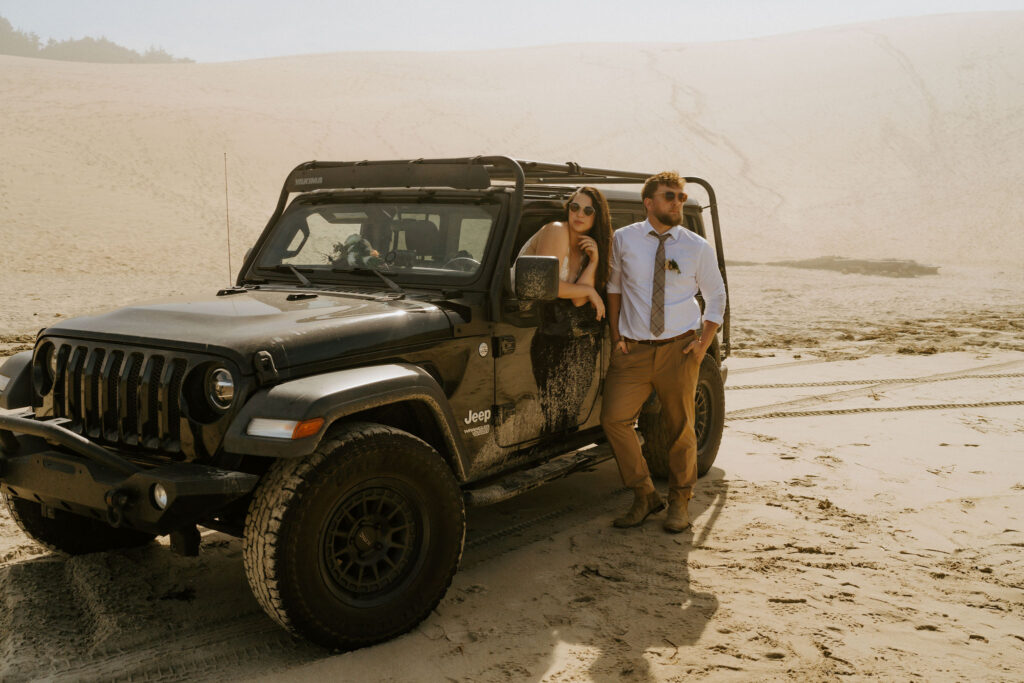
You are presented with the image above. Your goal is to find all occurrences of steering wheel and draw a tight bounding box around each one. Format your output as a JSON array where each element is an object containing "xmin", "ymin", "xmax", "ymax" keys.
[{"xmin": 442, "ymin": 256, "xmax": 480, "ymax": 272}]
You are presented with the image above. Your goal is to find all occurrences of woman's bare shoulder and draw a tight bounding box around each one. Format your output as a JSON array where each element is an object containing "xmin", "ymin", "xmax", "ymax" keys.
[
  {"xmin": 538, "ymin": 223, "xmax": 571, "ymax": 257},
  {"xmin": 538, "ymin": 220, "xmax": 570, "ymax": 234},
  {"xmin": 535, "ymin": 221, "xmax": 571, "ymax": 248}
]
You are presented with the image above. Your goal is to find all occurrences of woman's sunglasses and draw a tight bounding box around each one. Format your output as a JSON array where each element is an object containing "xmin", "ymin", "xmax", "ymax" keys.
[{"xmin": 568, "ymin": 202, "xmax": 596, "ymax": 216}]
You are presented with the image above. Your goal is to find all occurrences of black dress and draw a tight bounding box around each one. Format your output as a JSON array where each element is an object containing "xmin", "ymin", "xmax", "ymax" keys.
[{"xmin": 529, "ymin": 290, "xmax": 602, "ymax": 436}]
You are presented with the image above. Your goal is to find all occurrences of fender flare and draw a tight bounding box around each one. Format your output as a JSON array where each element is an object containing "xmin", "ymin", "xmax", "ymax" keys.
[
  {"xmin": 222, "ymin": 363, "xmax": 468, "ymax": 479},
  {"xmin": 0, "ymin": 351, "xmax": 33, "ymax": 410}
]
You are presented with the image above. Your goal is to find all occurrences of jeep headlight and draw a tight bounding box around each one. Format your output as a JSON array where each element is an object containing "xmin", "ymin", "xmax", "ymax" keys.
[
  {"xmin": 207, "ymin": 368, "xmax": 235, "ymax": 409},
  {"xmin": 34, "ymin": 342, "xmax": 57, "ymax": 380},
  {"xmin": 151, "ymin": 483, "xmax": 169, "ymax": 510},
  {"xmin": 31, "ymin": 342, "xmax": 57, "ymax": 395}
]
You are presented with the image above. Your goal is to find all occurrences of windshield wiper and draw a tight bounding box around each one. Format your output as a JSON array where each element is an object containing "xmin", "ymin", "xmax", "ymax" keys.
[
  {"xmin": 336, "ymin": 266, "xmax": 406, "ymax": 298},
  {"xmin": 262, "ymin": 264, "xmax": 313, "ymax": 287}
]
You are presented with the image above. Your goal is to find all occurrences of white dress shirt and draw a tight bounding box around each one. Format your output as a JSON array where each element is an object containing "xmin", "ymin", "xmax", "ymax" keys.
[{"xmin": 606, "ymin": 219, "xmax": 726, "ymax": 340}]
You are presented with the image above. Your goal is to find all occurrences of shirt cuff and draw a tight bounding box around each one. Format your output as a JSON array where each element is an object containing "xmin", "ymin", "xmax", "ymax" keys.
[
  {"xmin": 702, "ymin": 312, "xmax": 725, "ymax": 326},
  {"xmin": 702, "ymin": 298, "xmax": 726, "ymax": 325}
]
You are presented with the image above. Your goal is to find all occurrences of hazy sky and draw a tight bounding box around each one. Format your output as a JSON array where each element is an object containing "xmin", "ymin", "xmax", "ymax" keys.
[{"xmin": 2, "ymin": 0, "xmax": 1023, "ymax": 62}]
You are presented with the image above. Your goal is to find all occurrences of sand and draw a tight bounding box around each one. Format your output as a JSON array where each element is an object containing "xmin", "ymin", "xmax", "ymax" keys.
[
  {"xmin": 2, "ymin": 338, "xmax": 1021, "ymax": 681},
  {"xmin": 1, "ymin": 10, "xmax": 1023, "ymax": 682}
]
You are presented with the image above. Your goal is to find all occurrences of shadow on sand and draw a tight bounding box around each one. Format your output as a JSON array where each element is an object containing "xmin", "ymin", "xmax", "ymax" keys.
[{"xmin": 537, "ymin": 467, "xmax": 728, "ymax": 681}]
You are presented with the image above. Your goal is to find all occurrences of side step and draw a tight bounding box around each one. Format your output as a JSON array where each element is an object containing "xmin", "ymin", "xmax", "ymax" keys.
[{"xmin": 464, "ymin": 442, "xmax": 615, "ymax": 507}]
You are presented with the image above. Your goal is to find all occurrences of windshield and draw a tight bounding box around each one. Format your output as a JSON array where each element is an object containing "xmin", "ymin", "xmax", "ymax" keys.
[{"xmin": 255, "ymin": 200, "xmax": 499, "ymax": 280}]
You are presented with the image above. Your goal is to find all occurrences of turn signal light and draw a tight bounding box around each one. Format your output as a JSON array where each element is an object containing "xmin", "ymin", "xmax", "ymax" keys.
[{"xmin": 292, "ymin": 418, "xmax": 324, "ymax": 439}]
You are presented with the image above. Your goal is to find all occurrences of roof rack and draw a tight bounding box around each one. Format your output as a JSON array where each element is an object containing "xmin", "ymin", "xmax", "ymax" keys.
[
  {"xmin": 281, "ymin": 157, "xmax": 661, "ymax": 195},
  {"xmin": 489, "ymin": 159, "xmax": 652, "ymax": 186}
]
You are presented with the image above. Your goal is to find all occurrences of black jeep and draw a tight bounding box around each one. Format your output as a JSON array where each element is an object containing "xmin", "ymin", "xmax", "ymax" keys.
[{"xmin": 0, "ymin": 157, "xmax": 730, "ymax": 649}]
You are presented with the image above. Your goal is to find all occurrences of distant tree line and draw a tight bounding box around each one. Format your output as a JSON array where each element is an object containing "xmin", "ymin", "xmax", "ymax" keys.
[{"xmin": 0, "ymin": 15, "xmax": 192, "ymax": 63}]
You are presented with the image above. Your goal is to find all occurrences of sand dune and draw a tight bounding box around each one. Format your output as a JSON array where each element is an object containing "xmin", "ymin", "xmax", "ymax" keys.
[{"xmin": 1, "ymin": 13, "xmax": 1023, "ymax": 337}]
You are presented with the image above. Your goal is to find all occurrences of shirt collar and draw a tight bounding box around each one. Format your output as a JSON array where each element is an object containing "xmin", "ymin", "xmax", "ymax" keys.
[{"xmin": 643, "ymin": 219, "xmax": 683, "ymax": 241}]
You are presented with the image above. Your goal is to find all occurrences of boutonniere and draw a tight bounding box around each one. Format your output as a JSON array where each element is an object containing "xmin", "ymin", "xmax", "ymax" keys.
[{"xmin": 666, "ymin": 259, "xmax": 680, "ymax": 273}]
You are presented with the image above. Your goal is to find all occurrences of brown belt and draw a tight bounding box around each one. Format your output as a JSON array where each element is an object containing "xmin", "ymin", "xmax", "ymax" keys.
[{"xmin": 621, "ymin": 330, "xmax": 697, "ymax": 346}]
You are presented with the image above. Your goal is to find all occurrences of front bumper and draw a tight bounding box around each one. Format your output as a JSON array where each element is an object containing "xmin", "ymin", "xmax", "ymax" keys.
[{"xmin": 0, "ymin": 408, "xmax": 258, "ymax": 535}]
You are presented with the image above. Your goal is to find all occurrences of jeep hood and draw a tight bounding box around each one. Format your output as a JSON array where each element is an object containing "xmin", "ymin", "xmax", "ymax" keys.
[{"xmin": 43, "ymin": 290, "xmax": 453, "ymax": 373}]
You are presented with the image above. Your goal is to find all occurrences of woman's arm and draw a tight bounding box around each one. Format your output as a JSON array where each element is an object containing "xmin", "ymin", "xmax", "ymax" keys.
[
  {"xmin": 577, "ymin": 258, "xmax": 597, "ymax": 287},
  {"xmin": 558, "ymin": 279, "xmax": 605, "ymax": 320},
  {"xmin": 571, "ymin": 235, "xmax": 599, "ymax": 304}
]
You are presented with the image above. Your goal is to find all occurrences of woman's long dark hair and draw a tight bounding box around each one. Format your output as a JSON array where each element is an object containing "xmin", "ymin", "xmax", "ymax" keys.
[{"xmin": 564, "ymin": 186, "xmax": 612, "ymax": 293}]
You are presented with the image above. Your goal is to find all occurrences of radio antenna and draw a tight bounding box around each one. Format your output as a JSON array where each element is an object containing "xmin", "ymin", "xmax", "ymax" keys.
[{"xmin": 224, "ymin": 152, "xmax": 233, "ymax": 285}]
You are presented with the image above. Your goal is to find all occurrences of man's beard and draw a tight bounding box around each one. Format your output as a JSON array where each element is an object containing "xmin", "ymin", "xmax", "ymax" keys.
[{"xmin": 654, "ymin": 210, "xmax": 681, "ymax": 226}]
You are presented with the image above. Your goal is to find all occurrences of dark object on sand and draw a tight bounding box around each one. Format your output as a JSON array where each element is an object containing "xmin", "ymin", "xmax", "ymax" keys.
[{"xmin": 776, "ymin": 255, "xmax": 939, "ymax": 277}]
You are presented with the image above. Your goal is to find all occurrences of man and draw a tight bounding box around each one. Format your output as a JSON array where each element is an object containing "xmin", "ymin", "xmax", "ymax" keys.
[{"xmin": 601, "ymin": 171, "xmax": 727, "ymax": 533}]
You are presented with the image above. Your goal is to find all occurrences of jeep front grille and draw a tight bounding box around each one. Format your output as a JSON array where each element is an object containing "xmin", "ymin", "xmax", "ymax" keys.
[{"xmin": 48, "ymin": 342, "xmax": 189, "ymax": 453}]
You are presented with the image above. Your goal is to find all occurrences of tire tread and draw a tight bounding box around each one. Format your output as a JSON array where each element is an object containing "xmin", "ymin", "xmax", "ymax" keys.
[{"xmin": 243, "ymin": 421, "xmax": 464, "ymax": 650}]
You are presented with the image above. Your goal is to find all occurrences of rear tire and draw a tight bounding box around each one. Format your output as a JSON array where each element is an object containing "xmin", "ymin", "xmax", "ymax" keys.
[
  {"xmin": 243, "ymin": 422, "xmax": 465, "ymax": 650},
  {"xmin": 2, "ymin": 492, "xmax": 155, "ymax": 555},
  {"xmin": 639, "ymin": 354, "xmax": 725, "ymax": 479}
]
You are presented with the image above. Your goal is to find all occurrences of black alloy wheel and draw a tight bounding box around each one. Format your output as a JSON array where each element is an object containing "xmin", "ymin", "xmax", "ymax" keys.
[
  {"xmin": 695, "ymin": 379, "xmax": 711, "ymax": 452},
  {"xmin": 320, "ymin": 484, "xmax": 425, "ymax": 603}
]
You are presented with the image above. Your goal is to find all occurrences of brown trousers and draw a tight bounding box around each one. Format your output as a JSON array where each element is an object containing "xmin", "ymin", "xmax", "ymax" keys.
[{"xmin": 600, "ymin": 339, "xmax": 701, "ymax": 502}]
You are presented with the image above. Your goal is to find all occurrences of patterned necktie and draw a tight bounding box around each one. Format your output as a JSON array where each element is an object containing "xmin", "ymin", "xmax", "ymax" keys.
[{"xmin": 650, "ymin": 230, "xmax": 671, "ymax": 336}]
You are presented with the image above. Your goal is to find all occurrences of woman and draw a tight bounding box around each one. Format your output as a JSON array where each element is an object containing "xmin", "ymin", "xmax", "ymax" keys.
[
  {"xmin": 518, "ymin": 187, "xmax": 612, "ymax": 435},
  {"xmin": 517, "ymin": 189, "xmax": 609, "ymax": 319}
]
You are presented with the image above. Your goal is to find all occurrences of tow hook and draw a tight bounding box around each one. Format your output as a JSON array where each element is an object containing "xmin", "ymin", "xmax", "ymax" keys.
[
  {"xmin": 104, "ymin": 488, "xmax": 133, "ymax": 528},
  {"xmin": 170, "ymin": 525, "xmax": 201, "ymax": 557}
]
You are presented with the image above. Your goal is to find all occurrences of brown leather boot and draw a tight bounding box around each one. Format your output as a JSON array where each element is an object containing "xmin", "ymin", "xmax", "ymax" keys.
[
  {"xmin": 663, "ymin": 497, "xmax": 691, "ymax": 533},
  {"xmin": 613, "ymin": 489, "xmax": 665, "ymax": 528}
]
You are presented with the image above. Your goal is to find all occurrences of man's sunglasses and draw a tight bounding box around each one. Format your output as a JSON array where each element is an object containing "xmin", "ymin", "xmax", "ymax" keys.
[
  {"xmin": 568, "ymin": 202, "xmax": 596, "ymax": 216},
  {"xmin": 654, "ymin": 191, "xmax": 687, "ymax": 202}
]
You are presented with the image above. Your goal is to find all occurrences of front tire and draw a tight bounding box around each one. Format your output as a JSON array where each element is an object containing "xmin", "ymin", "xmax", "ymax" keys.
[
  {"xmin": 243, "ymin": 422, "xmax": 465, "ymax": 650},
  {"xmin": 2, "ymin": 492, "xmax": 155, "ymax": 555},
  {"xmin": 639, "ymin": 354, "xmax": 725, "ymax": 479}
]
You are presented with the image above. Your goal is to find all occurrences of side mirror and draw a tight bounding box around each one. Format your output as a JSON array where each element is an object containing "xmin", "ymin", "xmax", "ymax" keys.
[{"xmin": 514, "ymin": 255, "xmax": 560, "ymax": 301}]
